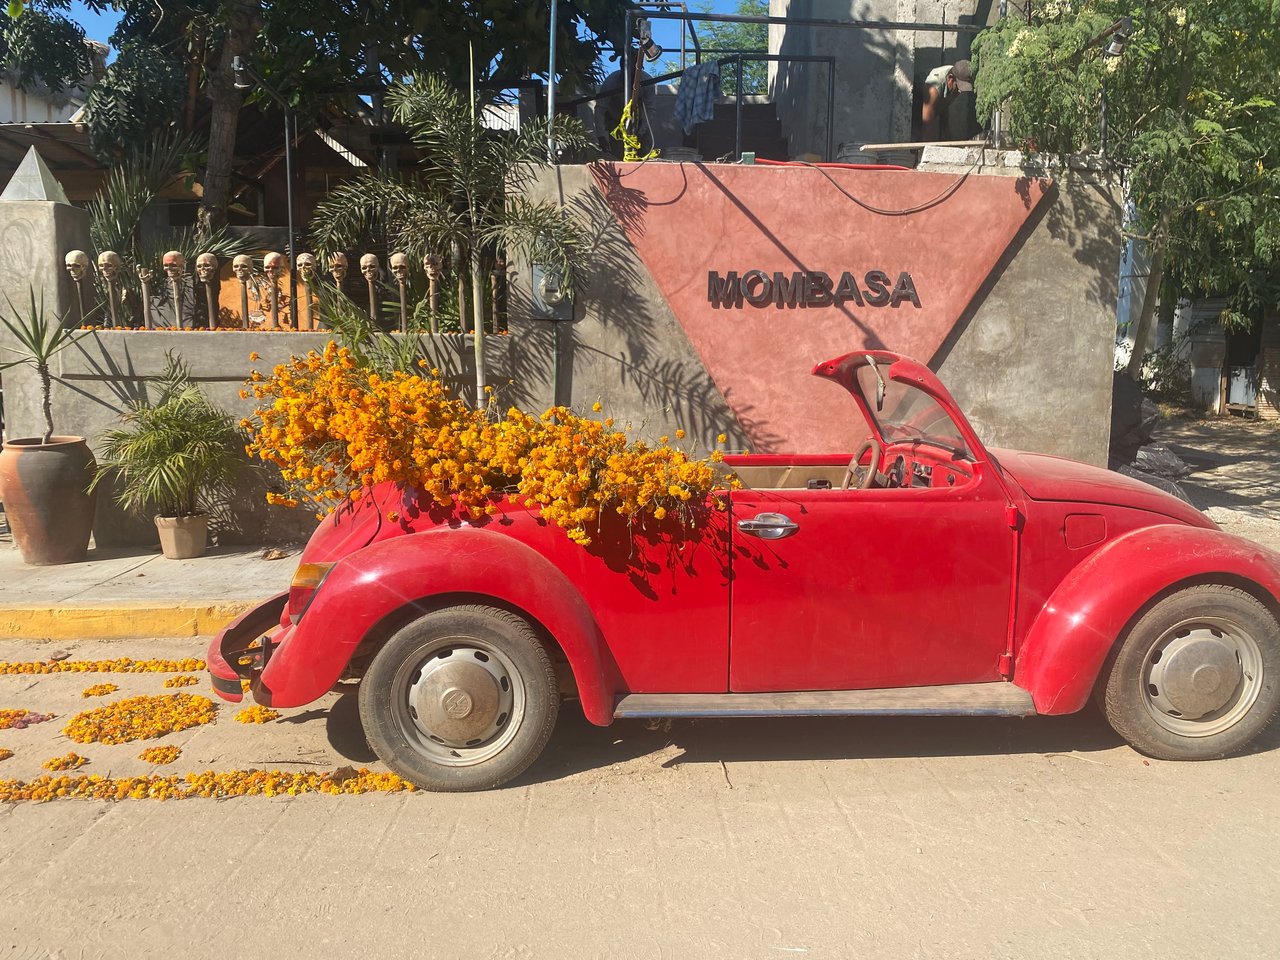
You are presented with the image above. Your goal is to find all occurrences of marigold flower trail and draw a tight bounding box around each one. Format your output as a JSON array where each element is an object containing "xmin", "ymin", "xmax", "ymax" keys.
[
  {"xmin": 234, "ymin": 705, "xmax": 280, "ymax": 724},
  {"xmin": 0, "ymin": 748, "xmax": 12, "ymax": 762},
  {"xmin": 0, "ymin": 769, "xmax": 415, "ymax": 803},
  {"xmin": 244, "ymin": 342, "xmax": 738, "ymax": 547},
  {"xmin": 0, "ymin": 658, "xmax": 205, "ymax": 675},
  {"xmin": 81, "ymin": 683, "xmax": 119, "ymax": 698},
  {"xmin": 64, "ymin": 694, "xmax": 217, "ymax": 745},
  {"xmin": 163, "ymin": 675, "xmax": 201, "ymax": 688}
]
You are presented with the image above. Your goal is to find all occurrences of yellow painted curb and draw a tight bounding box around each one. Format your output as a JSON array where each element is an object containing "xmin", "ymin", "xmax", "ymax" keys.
[{"xmin": 0, "ymin": 602, "xmax": 256, "ymax": 640}]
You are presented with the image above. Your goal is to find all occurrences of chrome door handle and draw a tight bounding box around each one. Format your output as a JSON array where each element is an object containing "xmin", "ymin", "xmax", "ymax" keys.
[{"xmin": 736, "ymin": 512, "xmax": 799, "ymax": 539}]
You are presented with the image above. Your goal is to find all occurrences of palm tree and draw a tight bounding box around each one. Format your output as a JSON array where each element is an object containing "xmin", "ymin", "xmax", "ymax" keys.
[{"xmin": 310, "ymin": 74, "xmax": 596, "ymax": 406}]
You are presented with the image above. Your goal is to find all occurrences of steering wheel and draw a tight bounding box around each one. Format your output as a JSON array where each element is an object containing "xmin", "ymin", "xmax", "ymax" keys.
[{"xmin": 841, "ymin": 437, "xmax": 883, "ymax": 490}]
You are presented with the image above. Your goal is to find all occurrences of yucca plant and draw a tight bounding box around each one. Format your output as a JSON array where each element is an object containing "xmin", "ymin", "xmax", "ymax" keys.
[
  {"xmin": 91, "ymin": 358, "xmax": 245, "ymax": 519},
  {"xmin": 0, "ymin": 289, "xmax": 85, "ymax": 443}
]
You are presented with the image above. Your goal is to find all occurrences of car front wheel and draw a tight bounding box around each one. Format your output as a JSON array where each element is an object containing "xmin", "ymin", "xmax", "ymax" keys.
[
  {"xmin": 358, "ymin": 605, "xmax": 559, "ymax": 791},
  {"xmin": 1100, "ymin": 584, "xmax": 1280, "ymax": 760}
]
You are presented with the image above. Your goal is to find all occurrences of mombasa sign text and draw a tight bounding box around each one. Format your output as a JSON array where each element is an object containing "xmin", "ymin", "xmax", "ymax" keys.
[{"xmin": 707, "ymin": 270, "xmax": 921, "ymax": 309}]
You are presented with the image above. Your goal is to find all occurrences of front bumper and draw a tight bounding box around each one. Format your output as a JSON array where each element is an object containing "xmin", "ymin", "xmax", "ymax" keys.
[{"xmin": 207, "ymin": 592, "xmax": 289, "ymax": 703}]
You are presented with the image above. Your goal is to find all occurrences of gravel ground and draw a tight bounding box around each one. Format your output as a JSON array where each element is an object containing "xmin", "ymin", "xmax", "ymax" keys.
[{"xmin": 1155, "ymin": 415, "xmax": 1280, "ymax": 551}]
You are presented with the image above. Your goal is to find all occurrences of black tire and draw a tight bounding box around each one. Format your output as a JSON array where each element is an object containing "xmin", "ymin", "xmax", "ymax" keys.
[
  {"xmin": 1100, "ymin": 584, "xmax": 1280, "ymax": 760},
  {"xmin": 358, "ymin": 605, "xmax": 559, "ymax": 791}
]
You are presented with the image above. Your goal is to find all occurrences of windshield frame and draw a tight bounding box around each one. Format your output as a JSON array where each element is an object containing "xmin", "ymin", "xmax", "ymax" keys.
[{"xmin": 811, "ymin": 350, "xmax": 993, "ymax": 464}]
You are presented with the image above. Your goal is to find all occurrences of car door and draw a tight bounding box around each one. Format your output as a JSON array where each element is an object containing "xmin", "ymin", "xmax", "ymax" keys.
[{"xmin": 727, "ymin": 351, "xmax": 1017, "ymax": 692}]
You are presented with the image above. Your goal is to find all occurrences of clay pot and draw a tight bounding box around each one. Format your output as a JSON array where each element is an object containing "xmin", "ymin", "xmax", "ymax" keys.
[
  {"xmin": 0, "ymin": 437, "xmax": 97, "ymax": 565},
  {"xmin": 154, "ymin": 514, "xmax": 208, "ymax": 559}
]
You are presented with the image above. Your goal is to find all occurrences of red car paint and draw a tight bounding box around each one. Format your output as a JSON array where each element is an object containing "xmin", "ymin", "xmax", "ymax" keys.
[{"xmin": 210, "ymin": 351, "xmax": 1280, "ymax": 722}]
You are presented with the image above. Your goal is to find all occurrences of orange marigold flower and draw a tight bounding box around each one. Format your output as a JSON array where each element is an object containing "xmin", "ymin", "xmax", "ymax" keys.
[
  {"xmin": 235, "ymin": 705, "xmax": 281, "ymax": 724},
  {"xmin": 43, "ymin": 752, "xmax": 89, "ymax": 771},
  {"xmin": 139, "ymin": 745, "xmax": 181, "ymax": 765}
]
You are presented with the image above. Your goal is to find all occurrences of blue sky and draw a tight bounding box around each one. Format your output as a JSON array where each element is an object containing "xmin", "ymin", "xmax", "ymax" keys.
[{"xmin": 68, "ymin": 0, "xmax": 117, "ymax": 49}]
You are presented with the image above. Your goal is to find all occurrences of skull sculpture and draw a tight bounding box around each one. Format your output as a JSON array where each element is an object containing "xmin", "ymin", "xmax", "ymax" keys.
[
  {"xmin": 296, "ymin": 252, "xmax": 317, "ymax": 283},
  {"xmin": 195, "ymin": 253, "xmax": 219, "ymax": 283},
  {"xmin": 162, "ymin": 251, "xmax": 186, "ymax": 280},
  {"xmin": 422, "ymin": 253, "xmax": 441, "ymax": 277},
  {"xmin": 96, "ymin": 251, "xmax": 123, "ymax": 280},
  {"xmin": 263, "ymin": 251, "xmax": 285, "ymax": 281},
  {"xmin": 359, "ymin": 253, "xmax": 380, "ymax": 282},
  {"xmin": 64, "ymin": 250, "xmax": 90, "ymax": 282},
  {"xmin": 231, "ymin": 254, "xmax": 254, "ymax": 282},
  {"xmin": 389, "ymin": 252, "xmax": 409, "ymax": 283},
  {"xmin": 329, "ymin": 252, "xmax": 348, "ymax": 283}
]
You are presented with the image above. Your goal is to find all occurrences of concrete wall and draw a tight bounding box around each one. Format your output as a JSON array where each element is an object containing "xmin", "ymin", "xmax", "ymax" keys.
[
  {"xmin": 514, "ymin": 158, "xmax": 1120, "ymax": 466},
  {"xmin": 919, "ymin": 148, "xmax": 1122, "ymax": 462},
  {"xmin": 2, "ymin": 331, "xmax": 514, "ymax": 547},
  {"xmin": 0, "ymin": 198, "xmax": 89, "ymax": 327},
  {"xmin": 509, "ymin": 167, "xmax": 751, "ymax": 451}
]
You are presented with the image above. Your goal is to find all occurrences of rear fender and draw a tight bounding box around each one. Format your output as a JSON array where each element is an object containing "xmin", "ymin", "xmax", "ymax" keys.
[
  {"xmin": 1015, "ymin": 525, "xmax": 1280, "ymax": 714},
  {"xmin": 258, "ymin": 526, "xmax": 618, "ymax": 723}
]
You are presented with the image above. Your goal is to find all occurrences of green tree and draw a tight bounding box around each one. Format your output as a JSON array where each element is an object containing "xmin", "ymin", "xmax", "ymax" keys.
[
  {"xmin": 8, "ymin": 2, "xmax": 627, "ymax": 227},
  {"xmin": 664, "ymin": 0, "xmax": 768, "ymax": 96},
  {"xmin": 310, "ymin": 75, "xmax": 595, "ymax": 407},
  {"xmin": 973, "ymin": 2, "xmax": 1280, "ymax": 379}
]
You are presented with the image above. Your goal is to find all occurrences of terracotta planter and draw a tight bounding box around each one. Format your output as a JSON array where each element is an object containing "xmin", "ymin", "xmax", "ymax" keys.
[
  {"xmin": 154, "ymin": 514, "xmax": 208, "ymax": 559},
  {"xmin": 0, "ymin": 437, "xmax": 97, "ymax": 565}
]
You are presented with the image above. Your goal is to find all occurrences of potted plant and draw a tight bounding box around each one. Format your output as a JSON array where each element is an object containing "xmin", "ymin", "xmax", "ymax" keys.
[
  {"xmin": 92, "ymin": 358, "xmax": 245, "ymax": 559},
  {"xmin": 0, "ymin": 289, "xmax": 95, "ymax": 565}
]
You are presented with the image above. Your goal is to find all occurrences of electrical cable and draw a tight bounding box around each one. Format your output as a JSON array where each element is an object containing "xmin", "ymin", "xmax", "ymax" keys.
[{"xmin": 755, "ymin": 156, "xmax": 982, "ymax": 216}]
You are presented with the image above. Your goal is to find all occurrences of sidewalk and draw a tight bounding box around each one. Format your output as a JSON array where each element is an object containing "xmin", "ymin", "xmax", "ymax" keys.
[{"xmin": 0, "ymin": 533, "xmax": 298, "ymax": 639}]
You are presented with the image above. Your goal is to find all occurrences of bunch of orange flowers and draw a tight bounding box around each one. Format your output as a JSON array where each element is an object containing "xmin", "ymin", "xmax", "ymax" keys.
[
  {"xmin": 64, "ymin": 694, "xmax": 217, "ymax": 745},
  {"xmin": 244, "ymin": 342, "xmax": 737, "ymax": 546}
]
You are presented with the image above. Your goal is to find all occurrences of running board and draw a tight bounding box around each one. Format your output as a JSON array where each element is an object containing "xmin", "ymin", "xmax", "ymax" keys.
[{"xmin": 613, "ymin": 683, "xmax": 1036, "ymax": 719}]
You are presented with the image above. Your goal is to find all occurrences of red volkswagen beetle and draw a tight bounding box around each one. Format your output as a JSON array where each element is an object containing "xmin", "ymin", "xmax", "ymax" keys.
[{"xmin": 210, "ymin": 351, "xmax": 1280, "ymax": 791}]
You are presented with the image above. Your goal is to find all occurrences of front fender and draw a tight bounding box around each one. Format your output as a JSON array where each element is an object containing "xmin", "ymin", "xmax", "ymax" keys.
[
  {"xmin": 256, "ymin": 525, "xmax": 619, "ymax": 724},
  {"xmin": 1015, "ymin": 525, "xmax": 1280, "ymax": 714}
]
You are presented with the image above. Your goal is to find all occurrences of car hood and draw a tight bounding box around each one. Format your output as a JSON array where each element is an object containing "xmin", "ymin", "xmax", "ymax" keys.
[{"xmin": 992, "ymin": 448, "xmax": 1215, "ymax": 529}]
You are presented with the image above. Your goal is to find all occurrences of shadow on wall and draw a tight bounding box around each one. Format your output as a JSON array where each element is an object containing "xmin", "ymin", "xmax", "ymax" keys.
[
  {"xmin": 512, "ymin": 167, "xmax": 753, "ymax": 451},
  {"xmin": 932, "ymin": 178, "xmax": 1055, "ymax": 367}
]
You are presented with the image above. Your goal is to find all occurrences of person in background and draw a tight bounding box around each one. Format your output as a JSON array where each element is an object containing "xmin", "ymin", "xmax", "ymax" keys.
[{"xmin": 920, "ymin": 59, "xmax": 978, "ymax": 141}]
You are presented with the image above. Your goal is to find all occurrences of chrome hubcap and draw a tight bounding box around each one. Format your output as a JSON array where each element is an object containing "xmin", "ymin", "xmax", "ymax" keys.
[
  {"xmin": 1142, "ymin": 617, "xmax": 1264, "ymax": 737},
  {"xmin": 391, "ymin": 639, "xmax": 524, "ymax": 766}
]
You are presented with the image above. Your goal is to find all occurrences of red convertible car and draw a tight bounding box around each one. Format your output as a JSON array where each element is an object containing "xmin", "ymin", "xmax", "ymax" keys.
[{"xmin": 210, "ymin": 350, "xmax": 1280, "ymax": 791}]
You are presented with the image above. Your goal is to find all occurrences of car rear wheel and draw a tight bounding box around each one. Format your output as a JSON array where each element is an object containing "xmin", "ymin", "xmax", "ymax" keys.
[
  {"xmin": 358, "ymin": 605, "xmax": 559, "ymax": 791},
  {"xmin": 1100, "ymin": 584, "xmax": 1280, "ymax": 760}
]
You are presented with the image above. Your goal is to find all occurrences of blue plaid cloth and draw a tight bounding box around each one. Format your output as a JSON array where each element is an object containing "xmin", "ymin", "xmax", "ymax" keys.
[{"xmin": 675, "ymin": 60, "xmax": 721, "ymax": 135}]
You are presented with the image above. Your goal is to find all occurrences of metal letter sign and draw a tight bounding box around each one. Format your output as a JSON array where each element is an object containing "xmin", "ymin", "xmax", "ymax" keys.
[{"xmin": 707, "ymin": 270, "xmax": 921, "ymax": 310}]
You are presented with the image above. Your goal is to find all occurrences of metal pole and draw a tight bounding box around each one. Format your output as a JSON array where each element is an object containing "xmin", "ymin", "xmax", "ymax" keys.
[
  {"xmin": 826, "ymin": 63, "xmax": 835, "ymax": 162},
  {"xmin": 735, "ymin": 57, "xmax": 743, "ymax": 160},
  {"xmin": 623, "ymin": 8, "xmax": 632, "ymax": 111},
  {"xmin": 284, "ymin": 106, "xmax": 297, "ymax": 327},
  {"xmin": 636, "ymin": 8, "xmax": 982, "ymax": 34},
  {"xmin": 547, "ymin": 0, "xmax": 558, "ymax": 163}
]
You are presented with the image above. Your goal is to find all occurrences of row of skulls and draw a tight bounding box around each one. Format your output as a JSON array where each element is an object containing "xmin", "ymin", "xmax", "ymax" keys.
[{"xmin": 65, "ymin": 250, "xmax": 433, "ymax": 286}]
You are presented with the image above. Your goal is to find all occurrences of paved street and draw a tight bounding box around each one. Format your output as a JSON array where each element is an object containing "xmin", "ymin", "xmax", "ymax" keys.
[
  {"xmin": 2, "ymin": 637, "xmax": 1279, "ymax": 960},
  {"xmin": 2, "ymin": 415, "xmax": 1280, "ymax": 959}
]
